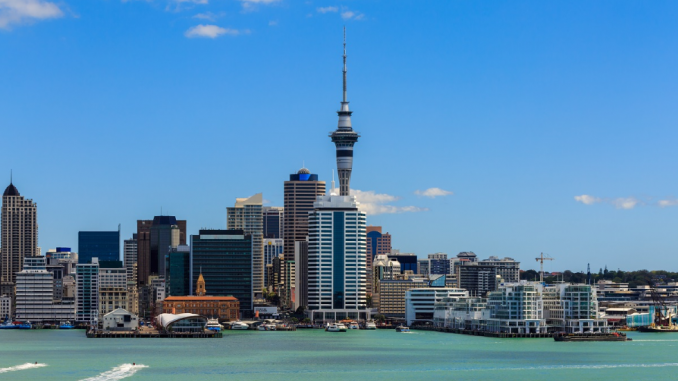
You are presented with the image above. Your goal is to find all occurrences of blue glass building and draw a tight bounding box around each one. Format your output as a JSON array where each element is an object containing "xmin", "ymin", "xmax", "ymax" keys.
[{"xmin": 78, "ymin": 230, "xmax": 120, "ymax": 264}]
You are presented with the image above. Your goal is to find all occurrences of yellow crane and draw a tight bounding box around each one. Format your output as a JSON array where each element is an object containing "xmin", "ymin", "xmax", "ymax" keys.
[{"xmin": 535, "ymin": 253, "xmax": 554, "ymax": 283}]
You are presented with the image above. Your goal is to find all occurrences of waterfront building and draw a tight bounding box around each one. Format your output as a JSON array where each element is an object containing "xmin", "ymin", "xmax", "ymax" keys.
[
  {"xmin": 378, "ymin": 276, "xmax": 431, "ymax": 318},
  {"xmin": 155, "ymin": 313, "xmax": 207, "ymax": 333},
  {"xmin": 162, "ymin": 295, "xmax": 239, "ymax": 321},
  {"xmin": 405, "ymin": 288, "xmax": 469, "ymax": 326},
  {"xmin": 102, "ymin": 308, "xmax": 139, "ymax": 331},
  {"xmin": 78, "ymin": 230, "xmax": 120, "ymax": 264},
  {"xmin": 484, "ymin": 282, "xmax": 546, "ymax": 333},
  {"xmin": 227, "ymin": 194, "xmax": 263, "ymax": 298},
  {"xmin": 477, "ymin": 256, "xmax": 520, "ymax": 283},
  {"xmin": 136, "ymin": 217, "xmax": 187, "ymax": 287},
  {"xmin": 1, "ymin": 181, "xmax": 38, "ymax": 296},
  {"xmin": 262, "ymin": 206, "xmax": 284, "ymax": 239},
  {"xmin": 0, "ymin": 295, "xmax": 11, "ymax": 319},
  {"xmin": 293, "ymin": 240, "xmax": 309, "ymax": 311},
  {"xmin": 190, "ymin": 229, "xmax": 253, "ymax": 318},
  {"xmin": 16, "ymin": 256, "xmax": 75, "ymax": 322},
  {"xmin": 98, "ymin": 261, "xmax": 127, "ymax": 318},
  {"xmin": 365, "ymin": 226, "xmax": 392, "ymax": 296},
  {"xmin": 307, "ymin": 195, "xmax": 368, "ymax": 322},
  {"xmin": 456, "ymin": 262, "xmax": 498, "ymax": 297},
  {"xmin": 433, "ymin": 297, "xmax": 489, "ymax": 330},
  {"xmin": 167, "ymin": 245, "xmax": 190, "ymax": 297},
  {"xmin": 283, "ymin": 169, "xmax": 326, "ymax": 262},
  {"xmin": 263, "ymin": 238, "xmax": 284, "ymax": 289},
  {"xmin": 543, "ymin": 283, "xmax": 609, "ymax": 333},
  {"xmin": 76, "ymin": 258, "xmax": 100, "ymax": 323},
  {"xmin": 388, "ymin": 251, "xmax": 418, "ymax": 274}
]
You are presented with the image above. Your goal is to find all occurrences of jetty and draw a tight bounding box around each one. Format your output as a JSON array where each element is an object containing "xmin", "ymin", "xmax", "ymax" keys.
[{"xmin": 413, "ymin": 326, "xmax": 553, "ymax": 338}]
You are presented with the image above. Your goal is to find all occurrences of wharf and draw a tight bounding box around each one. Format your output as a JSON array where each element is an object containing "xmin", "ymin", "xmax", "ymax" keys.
[
  {"xmin": 414, "ymin": 326, "xmax": 553, "ymax": 338},
  {"xmin": 86, "ymin": 330, "xmax": 222, "ymax": 338}
]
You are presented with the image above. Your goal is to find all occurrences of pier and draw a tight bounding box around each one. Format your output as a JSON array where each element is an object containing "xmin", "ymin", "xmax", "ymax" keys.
[
  {"xmin": 413, "ymin": 326, "xmax": 553, "ymax": 338},
  {"xmin": 86, "ymin": 330, "xmax": 222, "ymax": 338}
]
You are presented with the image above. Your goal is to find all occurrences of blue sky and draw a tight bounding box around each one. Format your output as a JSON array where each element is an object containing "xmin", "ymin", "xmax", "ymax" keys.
[{"xmin": 1, "ymin": 0, "xmax": 677, "ymax": 272}]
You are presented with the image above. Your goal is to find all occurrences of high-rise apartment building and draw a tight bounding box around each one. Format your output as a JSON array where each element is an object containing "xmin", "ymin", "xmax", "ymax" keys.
[
  {"xmin": 457, "ymin": 263, "xmax": 498, "ymax": 297},
  {"xmin": 15, "ymin": 256, "xmax": 75, "ymax": 322},
  {"xmin": 78, "ymin": 230, "xmax": 120, "ymax": 264},
  {"xmin": 76, "ymin": 258, "xmax": 100, "ymax": 323},
  {"xmin": 136, "ymin": 217, "xmax": 186, "ymax": 287},
  {"xmin": 283, "ymin": 169, "xmax": 326, "ymax": 262},
  {"xmin": 307, "ymin": 195, "xmax": 368, "ymax": 322},
  {"xmin": 123, "ymin": 234, "xmax": 137, "ymax": 283},
  {"xmin": 477, "ymin": 256, "xmax": 520, "ymax": 283},
  {"xmin": 1, "ymin": 181, "xmax": 38, "ymax": 296},
  {"xmin": 262, "ymin": 206, "xmax": 284, "ymax": 239},
  {"xmin": 190, "ymin": 230, "xmax": 253, "ymax": 318},
  {"xmin": 293, "ymin": 240, "xmax": 309, "ymax": 311},
  {"xmin": 227, "ymin": 194, "xmax": 263, "ymax": 297}
]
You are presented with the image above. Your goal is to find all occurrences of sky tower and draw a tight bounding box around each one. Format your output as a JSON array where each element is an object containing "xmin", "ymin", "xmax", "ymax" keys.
[{"xmin": 330, "ymin": 27, "xmax": 360, "ymax": 196}]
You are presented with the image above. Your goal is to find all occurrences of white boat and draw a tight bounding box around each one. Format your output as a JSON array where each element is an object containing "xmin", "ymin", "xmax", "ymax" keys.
[
  {"xmin": 348, "ymin": 323, "xmax": 359, "ymax": 330},
  {"xmin": 395, "ymin": 325, "xmax": 410, "ymax": 333},
  {"xmin": 206, "ymin": 318, "xmax": 223, "ymax": 331},
  {"xmin": 230, "ymin": 321, "xmax": 249, "ymax": 330},
  {"xmin": 365, "ymin": 321, "xmax": 377, "ymax": 330},
  {"xmin": 257, "ymin": 323, "xmax": 277, "ymax": 331},
  {"xmin": 326, "ymin": 323, "xmax": 346, "ymax": 332}
]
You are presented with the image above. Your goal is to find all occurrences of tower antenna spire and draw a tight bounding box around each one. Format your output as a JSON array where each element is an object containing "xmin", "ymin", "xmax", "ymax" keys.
[{"xmin": 343, "ymin": 26, "xmax": 347, "ymax": 103}]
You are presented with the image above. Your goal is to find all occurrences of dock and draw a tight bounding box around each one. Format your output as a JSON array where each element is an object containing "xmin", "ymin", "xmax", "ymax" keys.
[
  {"xmin": 86, "ymin": 330, "xmax": 222, "ymax": 338},
  {"xmin": 413, "ymin": 326, "xmax": 553, "ymax": 338}
]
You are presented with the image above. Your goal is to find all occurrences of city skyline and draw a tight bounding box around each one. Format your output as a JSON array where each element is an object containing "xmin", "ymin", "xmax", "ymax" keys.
[{"xmin": 2, "ymin": 1, "xmax": 678, "ymax": 271}]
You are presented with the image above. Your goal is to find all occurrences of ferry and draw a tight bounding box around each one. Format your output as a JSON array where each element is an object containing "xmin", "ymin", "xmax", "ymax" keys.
[
  {"xmin": 326, "ymin": 323, "xmax": 347, "ymax": 332},
  {"xmin": 365, "ymin": 321, "xmax": 377, "ymax": 330},
  {"xmin": 16, "ymin": 321, "xmax": 32, "ymax": 330},
  {"xmin": 395, "ymin": 325, "xmax": 410, "ymax": 333},
  {"xmin": 0, "ymin": 316, "xmax": 17, "ymax": 329},
  {"xmin": 206, "ymin": 319, "xmax": 223, "ymax": 332},
  {"xmin": 230, "ymin": 321, "xmax": 249, "ymax": 330},
  {"xmin": 554, "ymin": 332, "xmax": 631, "ymax": 342},
  {"xmin": 58, "ymin": 321, "xmax": 74, "ymax": 329}
]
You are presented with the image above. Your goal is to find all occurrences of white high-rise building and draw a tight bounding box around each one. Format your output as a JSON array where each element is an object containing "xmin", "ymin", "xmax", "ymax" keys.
[
  {"xmin": 227, "ymin": 193, "xmax": 263, "ymax": 298},
  {"xmin": 15, "ymin": 256, "xmax": 75, "ymax": 322},
  {"xmin": 307, "ymin": 195, "xmax": 368, "ymax": 322}
]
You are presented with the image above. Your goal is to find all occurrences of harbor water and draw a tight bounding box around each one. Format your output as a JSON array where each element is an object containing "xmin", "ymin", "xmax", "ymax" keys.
[{"xmin": 0, "ymin": 329, "xmax": 676, "ymax": 380}]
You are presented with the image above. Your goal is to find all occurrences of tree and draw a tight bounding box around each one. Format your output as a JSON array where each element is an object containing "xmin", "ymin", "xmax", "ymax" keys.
[
  {"xmin": 374, "ymin": 314, "xmax": 386, "ymax": 322},
  {"xmin": 290, "ymin": 317, "xmax": 299, "ymax": 324},
  {"xmin": 366, "ymin": 294, "xmax": 373, "ymax": 308},
  {"xmin": 295, "ymin": 306, "xmax": 305, "ymax": 315},
  {"xmin": 302, "ymin": 318, "xmax": 312, "ymax": 324}
]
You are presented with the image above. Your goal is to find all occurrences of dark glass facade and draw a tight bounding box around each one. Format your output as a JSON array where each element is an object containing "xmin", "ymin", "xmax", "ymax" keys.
[
  {"xmin": 190, "ymin": 230, "xmax": 253, "ymax": 317},
  {"xmin": 78, "ymin": 231, "xmax": 120, "ymax": 264},
  {"xmin": 429, "ymin": 259, "xmax": 450, "ymax": 275},
  {"xmin": 167, "ymin": 248, "xmax": 190, "ymax": 296},
  {"xmin": 388, "ymin": 254, "xmax": 418, "ymax": 274},
  {"xmin": 332, "ymin": 212, "xmax": 344, "ymax": 309}
]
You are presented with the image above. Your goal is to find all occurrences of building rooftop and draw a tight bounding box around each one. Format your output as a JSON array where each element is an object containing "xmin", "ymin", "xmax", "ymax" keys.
[{"xmin": 3, "ymin": 182, "xmax": 19, "ymax": 197}]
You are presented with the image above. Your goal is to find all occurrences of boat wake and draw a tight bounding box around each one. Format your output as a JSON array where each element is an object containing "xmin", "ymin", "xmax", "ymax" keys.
[
  {"xmin": 0, "ymin": 363, "xmax": 47, "ymax": 373},
  {"xmin": 507, "ymin": 362, "xmax": 678, "ymax": 371},
  {"xmin": 79, "ymin": 364, "xmax": 148, "ymax": 381}
]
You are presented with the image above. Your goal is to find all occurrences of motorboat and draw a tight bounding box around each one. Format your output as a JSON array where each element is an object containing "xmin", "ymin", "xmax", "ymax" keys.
[
  {"xmin": 206, "ymin": 318, "xmax": 223, "ymax": 332},
  {"xmin": 348, "ymin": 322, "xmax": 359, "ymax": 330},
  {"xmin": 395, "ymin": 325, "xmax": 410, "ymax": 333},
  {"xmin": 326, "ymin": 323, "xmax": 346, "ymax": 332},
  {"xmin": 230, "ymin": 321, "xmax": 249, "ymax": 330},
  {"xmin": 365, "ymin": 321, "xmax": 377, "ymax": 330},
  {"xmin": 16, "ymin": 321, "xmax": 32, "ymax": 330},
  {"xmin": 0, "ymin": 316, "xmax": 17, "ymax": 329},
  {"xmin": 58, "ymin": 321, "xmax": 74, "ymax": 329},
  {"xmin": 257, "ymin": 323, "xmax": 277, "ymax": 331}
]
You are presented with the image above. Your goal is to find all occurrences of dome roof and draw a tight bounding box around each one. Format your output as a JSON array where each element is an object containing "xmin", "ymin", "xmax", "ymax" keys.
[
  {"xmin": 297, "ymin": 167, "xmax": 311, "ymax": 175},
  {"xmin": 3, "ymin": 183, "xmax": 19, "ymax": 197}
]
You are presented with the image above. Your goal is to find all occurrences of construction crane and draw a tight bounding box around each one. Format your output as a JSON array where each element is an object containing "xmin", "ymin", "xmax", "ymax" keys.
[{"xmin": 535, "ymin": 253, "xmax": 554, "ymax": 283}]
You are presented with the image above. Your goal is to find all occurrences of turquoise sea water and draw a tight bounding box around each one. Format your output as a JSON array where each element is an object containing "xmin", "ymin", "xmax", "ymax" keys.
[{"xmin": 0, "ymin": 329, "xmax": 676, "ymax": 380}]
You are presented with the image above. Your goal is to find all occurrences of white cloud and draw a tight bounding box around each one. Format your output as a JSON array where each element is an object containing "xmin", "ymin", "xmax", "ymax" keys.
[
  {"xmin": 659, "ymin": 198, "xmax": 678, "ymax": 208},
  {"xmin": 611, "ymin": 197, "xmax": 640, "ymax": 210},
  {"xmin": 193, "ymin": 11, "xmax": 224, "ymax": 21},
  {"xmin": 317, "ymin": 6, "xmax": 338, "ymax": 13},
  {"xmin": 165, "ymin": 0, "xmax": 208, "ymax": 12},
  {"xmin": 351, "ymin": 189, "xmax": 428, "ymax": 215},
  {"xmin": 268, "ymin": 20, "xmax": 277, "ymax": 26},
  {"xmin": 341, "ymin": 8, "xmax": 364, "ymax": 20},
  {"xmin": 574, "ymin": 194, "xmax": 641, "ymax": 209},
  {"xmin": 0, "ymin": 0, "xmax": 63, "ymax": 29},
  {"xmin": 574, "ymin": 194, "xmax": 601, "ymax": 205},
  {"xmin": 238, "ymin": 0, "xmax": 281, "ymax": 11},
  {"xmin": 184, "ymin": 24, "xmax": 245, "ymax": 38},
  {"xmin": 415, "ymin": 187, "xmax": 454, "ymax": 198}
]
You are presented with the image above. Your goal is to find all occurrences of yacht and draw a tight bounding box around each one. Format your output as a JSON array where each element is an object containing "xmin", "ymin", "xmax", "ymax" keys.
[
  {"xmin": 395, "ymin": 325, "xmax": 410, "ymax": 333},
  {"xmin": 230, "ymin": 321, "xmax": 249, "ymax": 330},
  {"xmin": 365, "ymin": 321, "xmax": 377, "ymax": 330},
  {"xmin": 257, "ymin": 323, "xmax": 277, "ymax": 331},
  {"xmin": 326, "ymin": 323, "xmax": 346, "ymax": 332},
  {"xmin": 206, "ymin": 319, "xmax": 223, "ymax": 332},
  {"xmin": 348, "ymin": 322, "xmax": 359, "ymax": 330},
  {"xmin": 58, "ymin": 321, "xmax": 74, "ymax": 329}
]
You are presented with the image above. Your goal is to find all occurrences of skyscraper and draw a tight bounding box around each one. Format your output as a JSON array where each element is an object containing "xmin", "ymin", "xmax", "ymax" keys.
[
  {"xmin": 365, "ymin": 226, "xmax": 392, "ymax": 296},
  {"xmin": 227, "ymin": 194, "xmax": 263, "ymax": 297},
  {"xmin": 166, "ymin": 245, "xmax": 190, "ymax": 297},
  {"xmin": 283, "ymin": 169, "xmax": 325, "ymax": 261},
  {"xmin": 1, "ymin": 181, "xmax": 38, "ymax": 296},
  {"xmin": 307, "ymin": 195, "xmax": 368, "ymax": 322},
  {"xmin": 190, "ymin": 230, "xmax": 253, "ymax": 317},
  {"xmin": 78, "ymin": 230, "xmax": 120, "ymax": 264},
  {"xmin": 262, "ymin": 206, "xmax": 284, "ymax": 239},
  {"xmin": 136, "ymin": 217, "xmax": 186, "ymax": 287},
  {"xmin": 329, "ymin": 28, "xmax": 360, "ymax": 197},
  {"xmin": 76, "ymin": 258, "xmax": 100, "ymax": 323},
  {"xmin": 123, "ymin": 234, "xmax": 137, "ymax": 284}
]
